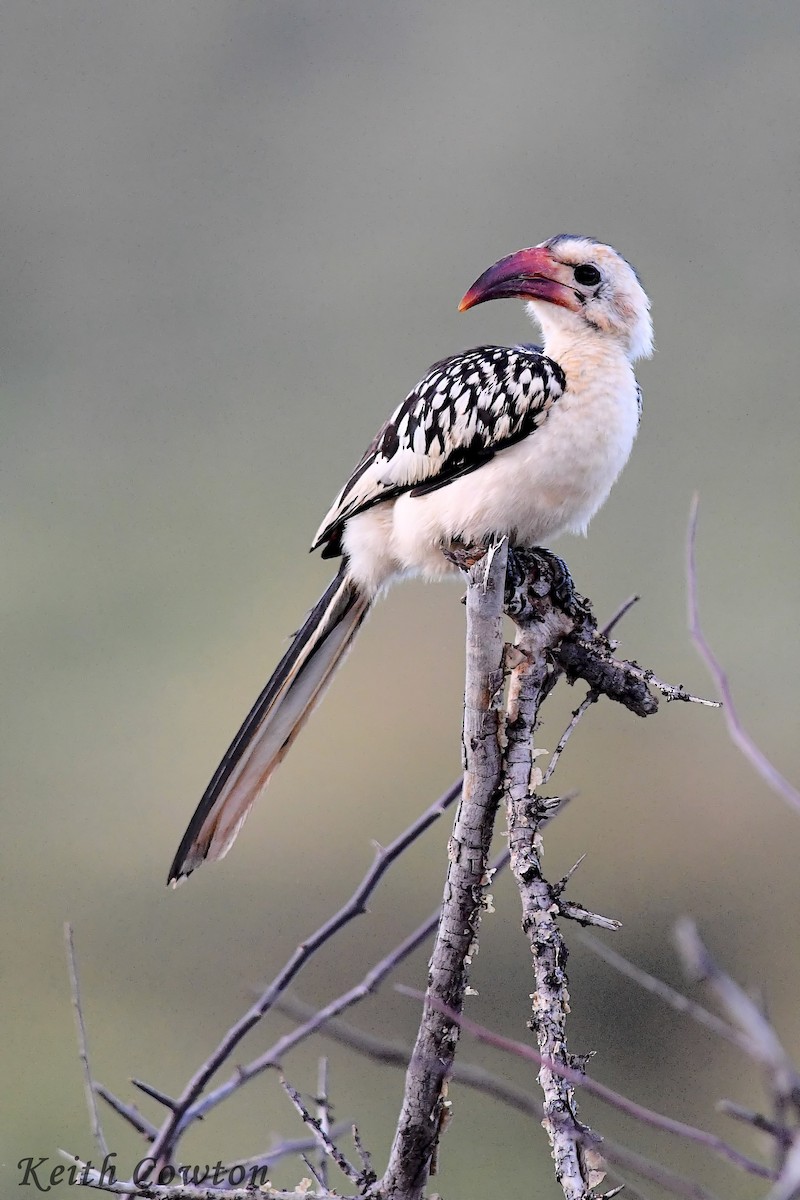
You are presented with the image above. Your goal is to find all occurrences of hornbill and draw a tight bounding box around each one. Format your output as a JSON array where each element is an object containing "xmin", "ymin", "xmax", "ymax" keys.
[{"xmin": 169, "ymin": 235, "xmax": 653, "ymax": 884}]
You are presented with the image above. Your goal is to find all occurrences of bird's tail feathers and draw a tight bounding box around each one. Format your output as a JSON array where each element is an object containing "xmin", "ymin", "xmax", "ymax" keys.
[{"xmin": 168, "ymin": 565, "xmax": 370, "ymax": 884}]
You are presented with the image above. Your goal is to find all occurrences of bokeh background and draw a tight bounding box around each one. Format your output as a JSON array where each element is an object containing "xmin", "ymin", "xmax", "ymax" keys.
[{"xmin": 2, "ymin": 3, "xmax": 799, "ymax": 1196}]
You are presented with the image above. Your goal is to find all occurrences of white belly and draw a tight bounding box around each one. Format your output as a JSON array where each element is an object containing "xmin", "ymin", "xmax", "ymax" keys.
[{"xmin": 343, "ymin": 359, "xmax": 641, "ymax": 595}]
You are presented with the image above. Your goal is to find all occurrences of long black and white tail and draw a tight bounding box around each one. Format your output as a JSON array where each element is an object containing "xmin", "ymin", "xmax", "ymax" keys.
[{"xmin": 168, "ymin": 565, "xmax": 371, "ymax": 884}]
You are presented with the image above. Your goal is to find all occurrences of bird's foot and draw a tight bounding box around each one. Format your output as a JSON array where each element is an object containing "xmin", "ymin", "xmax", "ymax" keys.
[{"xmin": 505, "ymin": 546, "xmax": 589, "ymax": 622}]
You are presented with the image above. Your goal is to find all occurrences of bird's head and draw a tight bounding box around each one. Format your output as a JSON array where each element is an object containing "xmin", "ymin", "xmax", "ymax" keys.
[{"xmin": 459, "ymin": 234, "xmax": 653, "ymax": 363}]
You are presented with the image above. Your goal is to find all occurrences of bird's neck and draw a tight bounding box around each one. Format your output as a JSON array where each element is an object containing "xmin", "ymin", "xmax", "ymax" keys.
[{"xmin": 542, "ymin": 325, "xmax": 634, "ymax": 392}]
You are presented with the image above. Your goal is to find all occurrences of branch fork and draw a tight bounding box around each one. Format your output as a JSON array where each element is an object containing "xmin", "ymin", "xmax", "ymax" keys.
[{"xmin": 385, "ymin": 542, "xmax": 717, "ymax": 1200}]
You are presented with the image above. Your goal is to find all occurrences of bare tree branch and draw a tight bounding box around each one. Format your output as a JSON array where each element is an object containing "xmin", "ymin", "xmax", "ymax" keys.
[
  {"xmin": 674, "ymin": 918, "xmax": 800, "ymax": 1102},
  {"xmin": 144, "ymin": 776, "xmax": 462, "ymax": 1167},
  {"xmin": 578, "ymin": 932, "xmax": 750, "ymax": 1054},
  {"xmin": 687, "ymin": 495, "xmax": 800, "ymax": 812},
  {"xmin": 71, "ymin": 541, "xmax": 728, "ymax": 1200},
  {"xmin": 500, "ymin": 549, "xmax": 597, "ymax": 1198},
  {"xmin": 275, "ymin": 996, "xmax": 720, "ymax": 1200},
  {"xmin": 279, "ymin": 1076, "xmax": 368, "ymax": 1187},
  {"xmin": 716, "ymin": 1100, "xmax": 792, "ymax": 1147},
  {"xmin": 381, "ymin": 538, "xmax": 510, "ymax": 1200},
  {"xmin": 400, "ymin": 987, "xmax": 775, "ymax": 1181}
]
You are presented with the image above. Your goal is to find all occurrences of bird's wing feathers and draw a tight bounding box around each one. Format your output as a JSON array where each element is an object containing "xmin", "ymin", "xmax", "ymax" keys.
[{"xmin": 312, "ymin": 345, "xmax": 565, "ymax": 555}]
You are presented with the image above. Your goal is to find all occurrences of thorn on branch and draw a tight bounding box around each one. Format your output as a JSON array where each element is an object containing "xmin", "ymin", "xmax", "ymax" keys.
[
  {"xmin": 131, "ymin": 1078, "xmax": 180, "ymax": 1112},
  {"xmin": 95, "ymin": 1083, "xmax": 158, "ymax": 1141}
]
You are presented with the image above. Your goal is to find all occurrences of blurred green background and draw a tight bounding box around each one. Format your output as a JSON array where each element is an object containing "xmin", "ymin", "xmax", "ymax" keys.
[{"xmin": 2, "ymin": 2, "xmax": 799, "ymax": 1196}]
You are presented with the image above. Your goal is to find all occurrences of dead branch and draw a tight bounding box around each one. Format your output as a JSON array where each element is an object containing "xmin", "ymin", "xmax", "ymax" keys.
[
  {"xmin": 142, "ymin": 777, "xmax": 462, "ymax": 1168},
  {"xmin": 403, "ymin": 987, "xmax": 775, "ymax": 1181},
  {"xmin": 277, "ymin": 996, "xmax": 720, "ymax": 1200},
  {"xmin": 279, "ymin": 1076, "xmax": 368, "ymax": 1187},
  {"xmin": 578, "ymin": 931, "xmax": 751, "ymax": 1054},
  {"xmin": 501, "ymin": 549, "xmax": 599, "ymax": 1198},
  {"xmin": 381, "ymin": 538, "xmax": 510, "ymax": 1200},
  {"xmin": 69, "ymin": 534, "xmax": 725, "ymax": 1199}
]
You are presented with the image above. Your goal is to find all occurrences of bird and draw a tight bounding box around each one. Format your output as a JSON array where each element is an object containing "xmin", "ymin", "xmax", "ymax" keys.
[{"xmin": 168, "ymin": 234, "xmax": 653, "ymax": 884}]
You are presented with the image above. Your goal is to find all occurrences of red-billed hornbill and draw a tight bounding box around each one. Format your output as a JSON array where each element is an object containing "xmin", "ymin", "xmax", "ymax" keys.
[{"xmin": 169, "ymin": 235, "xmax": 653, "ymax": 883}]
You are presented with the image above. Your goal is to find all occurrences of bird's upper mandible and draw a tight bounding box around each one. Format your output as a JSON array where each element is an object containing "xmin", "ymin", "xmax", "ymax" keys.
[{"xmin": 460, "ymin": 234, "xmax": 653, "ymax": 363}]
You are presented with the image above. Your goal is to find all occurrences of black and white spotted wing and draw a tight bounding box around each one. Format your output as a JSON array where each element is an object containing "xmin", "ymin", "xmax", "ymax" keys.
[{"xmin": 312, "ymin": 344, "xmax": 566, "ymax": 558}]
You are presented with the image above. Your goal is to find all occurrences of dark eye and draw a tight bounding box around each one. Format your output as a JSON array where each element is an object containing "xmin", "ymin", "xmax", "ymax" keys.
[{"xmin": 573, "ymin": 264, "xmax": 601, "ymax": 287}]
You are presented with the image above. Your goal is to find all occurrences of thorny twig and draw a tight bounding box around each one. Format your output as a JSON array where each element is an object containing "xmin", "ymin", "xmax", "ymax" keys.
[
  {"xmin": 275, "ymin": 996, "xmax": 722, "ymax": 1200},
  {"xmin": 675, "ymin": 919, "xmax": 800, "ymax": 1099},
  {"xmin": 578, "ymin": 931, "xmax": 751, "ymax": 1054},
  {"xmin": 143, "ymin": 776, "xmax": 462, "ymax": 1167},
  {"xmin": 94, "ymin": 1085, "xmax": 158, "ymax": 1142},
  {"xmin": 279, "ymin": 1076, "xmax": 369, "ymax": 1187},
  {"xmin": 501, "ymin": 550, "xmax": 598, "ymax": 1199}
]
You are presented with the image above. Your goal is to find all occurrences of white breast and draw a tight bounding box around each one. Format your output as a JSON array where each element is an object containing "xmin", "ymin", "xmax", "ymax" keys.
[{"xmin": 343, "ymin": 344, "xmax": 641, "ymax": 595}]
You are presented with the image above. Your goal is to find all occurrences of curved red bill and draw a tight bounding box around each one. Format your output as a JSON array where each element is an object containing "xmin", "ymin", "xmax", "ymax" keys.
[{"xmin": 458, "ymin": 246, "xmax": 581, "ymax": 313}]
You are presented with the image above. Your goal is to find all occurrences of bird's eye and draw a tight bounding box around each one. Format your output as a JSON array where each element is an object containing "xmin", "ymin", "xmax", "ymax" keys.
[{"xmin": 573, "ymin": 264, "xmax": 601, "ymax": 287}]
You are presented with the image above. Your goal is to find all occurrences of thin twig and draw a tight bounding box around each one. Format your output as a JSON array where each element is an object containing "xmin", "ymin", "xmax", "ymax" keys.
[
  {"xmin": 280, "ymin": 1076, "xmax": 364, "ymax": 1185},
  {"xmin": 764, "ymin": 1134, "xmax": 800, "ymax": 1200},
  {"xmin": 687, "ymin": 495, "xmax": 800, "ymax": 811},
  {"xmin": 674, "ymin": 918, "xmax": 800, "ymax": 1099},
  {"xmin": 716, "ymin": 1100, "xmax": 792, "ymax": 1146},
  {"xmin": 316, "ymin": 1057, "xmax": 330, "ymax": 1191},
  {"xmin": 300, "ymin": 1154, "xmax": 327, "ymax": 1190},
  {"xmin": 398, "ymin": 987, "xmax": 775, "ymax": 1181},
  {"xmin": 226, "ymin": 1124, "xmax": 351, "ymax": 1173},
  {"xmin": 601, "ymin": 594, "xmax": 640, "ymax": 638},
  {"xmin": 542, "ymin": 691, "xmax": 598, "ymax": 785},
  {"xmin": 620, "ymin": 661, "xmax": 719, "ymax": 707},
  {"xmin": 274, "ymin": 998, "xmax": 721, "ymax": 1200},
  {"xmin": 578, "ymin": 931, "xmax": 751, "ymax": 1054},
  {"xmin": 64, "ymin": 923, "xmax": 109, "ymax": 1160},
  {"xmin": 131, "ymin": 1079, "xmax": 179, "ymax": 1111},
  {"xmin": 351, "ymin": 1126, "xmax": 373, "ymax": 1183}
]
